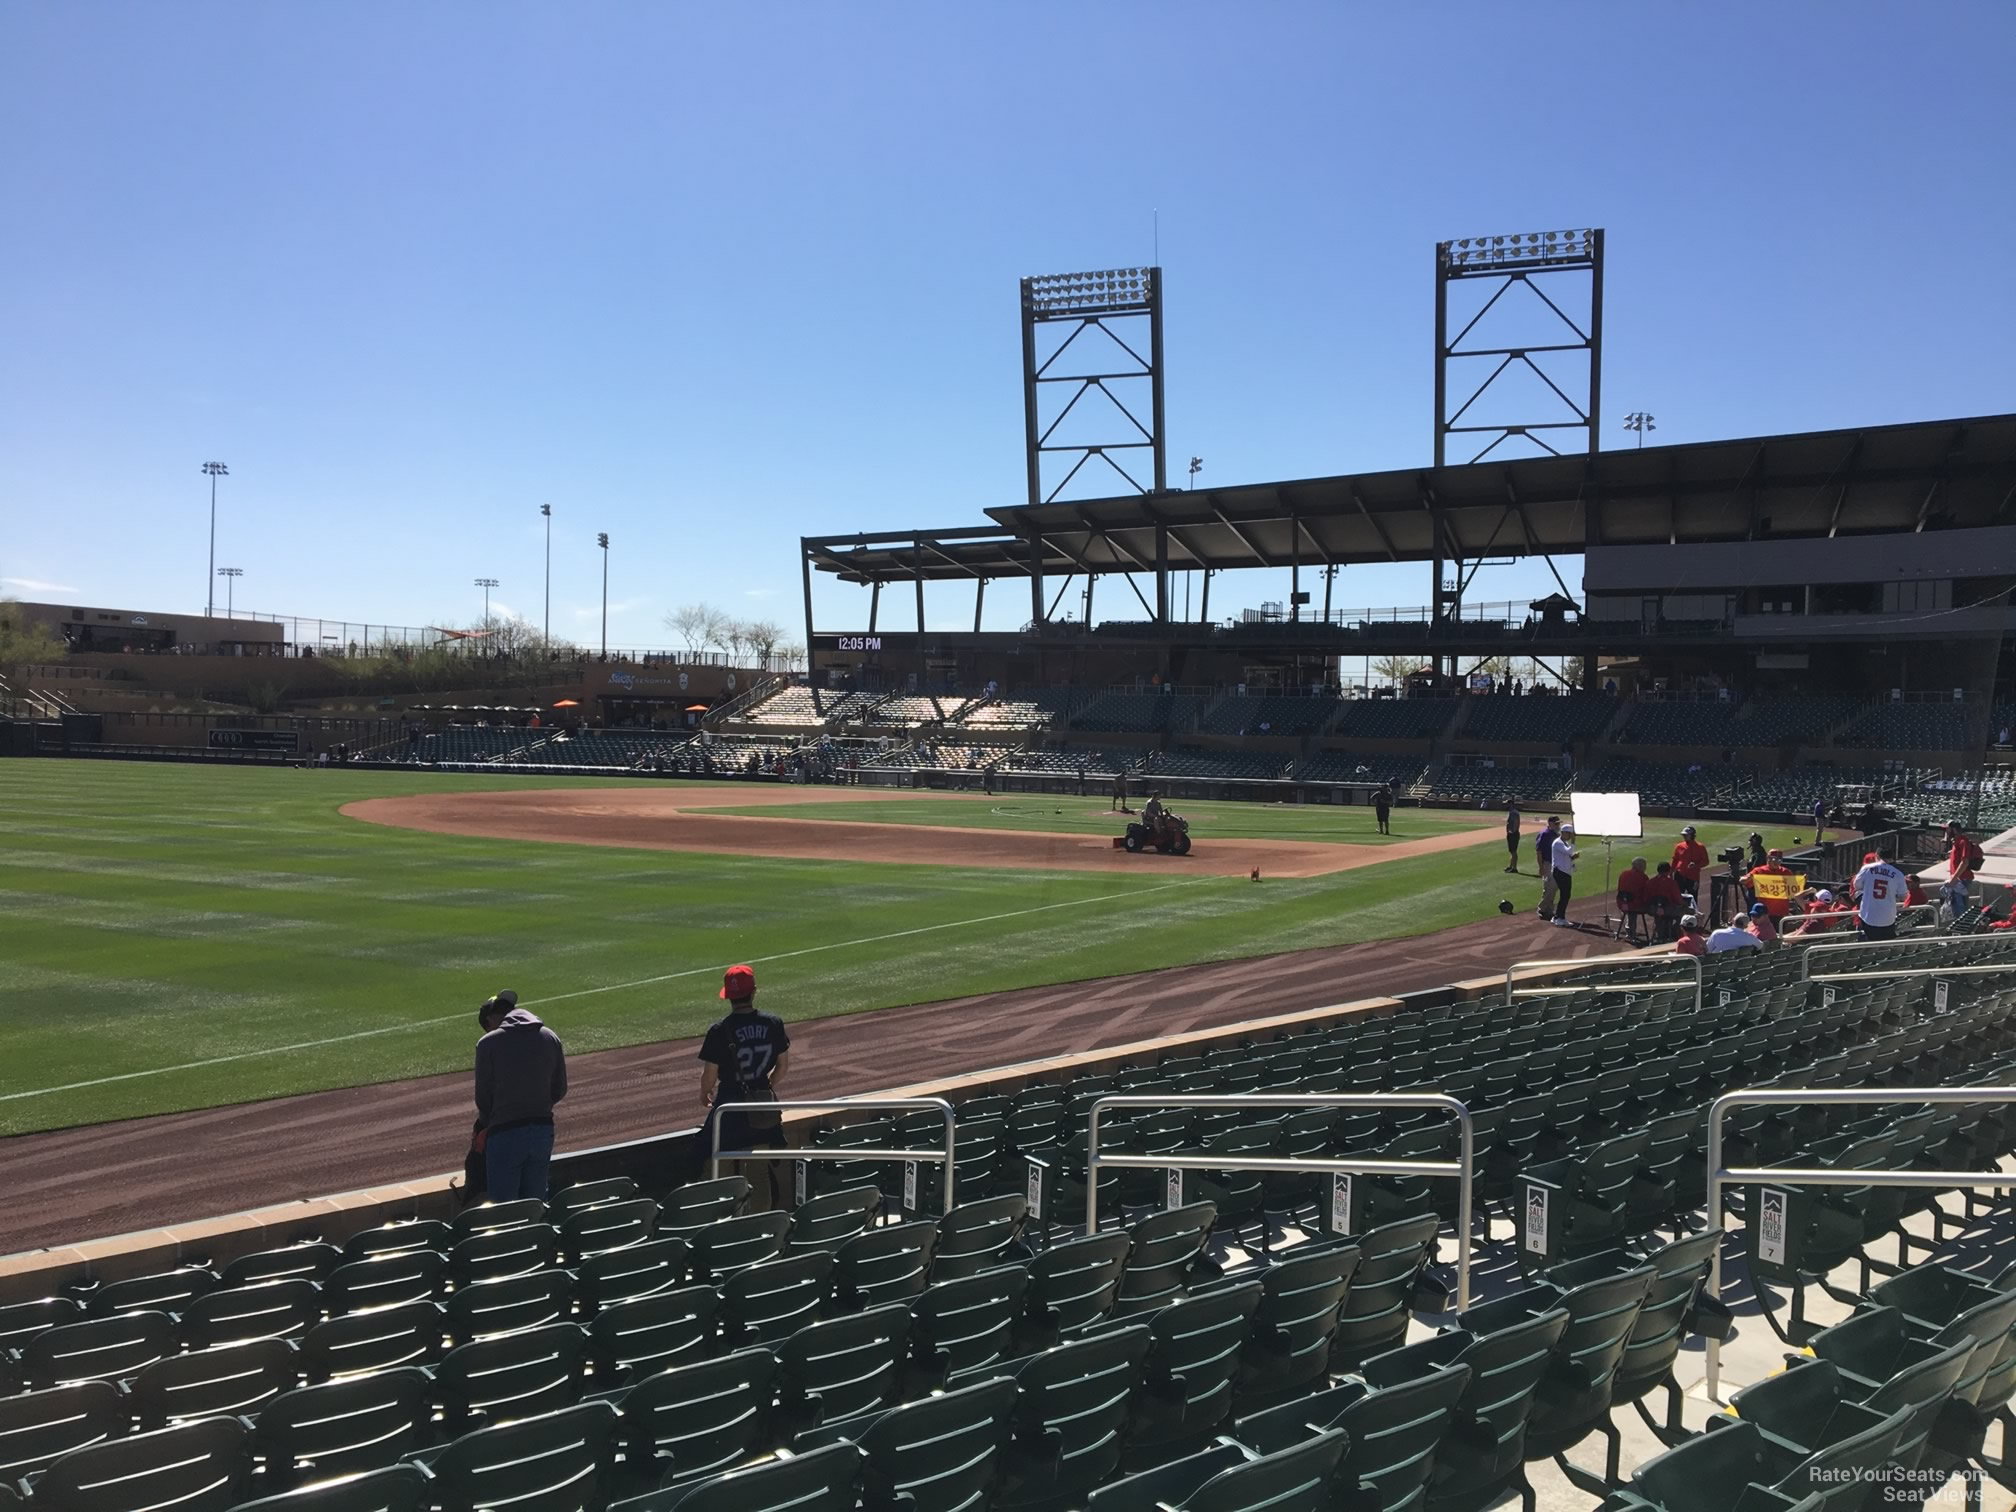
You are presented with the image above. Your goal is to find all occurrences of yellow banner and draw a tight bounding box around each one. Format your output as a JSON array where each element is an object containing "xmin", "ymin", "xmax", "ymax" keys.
[{"xmin": 1750, "ymin": 871, "xmax": 1805, "ymax": 901}]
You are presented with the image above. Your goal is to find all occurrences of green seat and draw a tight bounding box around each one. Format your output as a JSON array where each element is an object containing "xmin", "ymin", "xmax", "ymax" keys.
[
  {"xmin": 433, "ymin": 1322, "xmax": 588, "ymax": 1432},
  {"xmin": 914, "ymin": 1265, "xmax": 1029, "ymax": 1376},
  {"xmin": 128, "ymin": 1338, "xmax": 297, "ymax": 1428},
  {"xmin": 1237, "ymin": 1363, "xmax": 1472, "ymax": 1512},
  {"xmin": 0, "ymin": 1381, "xmax": 125, "ymax": 1482},
  {"xmin": 1729, "ymin": 1351, "xmax": 1969, "ymax": 1485},
  {"xmin": 250, "ymin": 1367, "xmax": 433, "ymax": 1486},
  {"xmin": 1227, "ymin": 1241, "xmax": 1360, "ymax": 1408},
  {"xmin": 1023, "ymin": 1231, "xmax": 1130, "ymax": 1344},
  {"xmin": 985, "ymin": 1324, "xmax": 1153, "ymax": 1510},
  {"xmin": 1808, "ymin": 1306, "xmax": 1971, "ymax": 1404},
  {"xmin": 1545, "ymin": 1231, "xmax": 1722, "ymax": 1443},
  {"xmin": 79, "ymin": 1267, "xmax": 216, "ymax": 1319},
  {"xmin": 215, "ymin": 1245, "xmax": 343, "ymax": 1289},
  {"xmin": 931, "ymin": 1195, "xmax": 1030, "ymax": 1281},
  {"xmin": 423, "ymin": 1400, "xmax": 618, "ymax": 1512},
  {"xmin": 320, "ymin": 1251, "xmax": 445, "ymax": 1316},
  {"xmin": 548, "ymin": 1177, "xmax": 641, "ymax": 1217},
  {"xmin": 587, "ymin": 1286, "xmax": 719, "ymax": 1383},
  {"xmin": 607, "ymin": 1442, "xmax": 866, "ymax": 1512},
  {"xmin": 1460, "ymin": 1264, "xmax": 1653, "ymax": 1493},
  {"xmin": 448, "ymin": 1223, "xmax": 561, "ymax": 1287},
  {"xmin": 1102, "ymin": 1428, "xmax": 1349, "ymax": 1512},
  {"xmin": 0, "ymin": 1297, "xmax": 81, "ymax": 1355},
  {"xmin": 179, "ymin": 1279, "xmax": 322, "ymax": 1349},
  {"xmin": 794, "ymin": 1376, "xmax": 1017, "ymax": 1512},
  {"xmin": 832, "ymin": 1222, "xmax": 937, "ymax": 1311},
  {"xmin": 1189, "ymin": 1126, "xmax": 1274, "ymax": 1252},
  {"xmin": 1363, "ymin": 1306, "xmax": 1569, "ymax": 1512},
  {"xmin": 558, "ymin": 1201, "xmax": 660, "ymax": 1265},
  {"xmin": 23, "ymin": 1309, "xmax": 176, "ymax": 1388},
  {"xmin": 1714, "ymin": 1402, "xmax": 1911, "ymax": 1512},
  {"xmin": 719, "ymin": 1252, "xmax": 832, "ymax": 1347},
  {"xmin": 298, "ymin": 1301, "xmax": 445, "ymax": 1382},
  {"xmin": 601, "ymin": 1348, "xmax": 779, "ymax": 1482},
  {"xmin": 775, "ymin": 1303, "xmax": 914, "ymax": 1428},
  {"xmin": 1331, "ymin": 1216, "xmax": 1441, "ymax": 1370},
  {"xmin": 451, "ymin": 1200, "xmax": 549, "ymax": 1240},
  {"xmin": 654, "ymin": 1178, "xmax": 749, "ymax": 1240},
  {"xmin": 1113, "ymin": 1204, "xmax": 1216, "ymax": 1317},
  {"xmin": 445, "ymin": 1269, "xmax": 574, "ymax": 1344},
  {"xmin": 1867, "ymin": 1263, "xmax": 2016, "ymax": 1408},
  {"xmin": 686, "ymin": 1212, "xmax": 790, "ymax": 1280},
  {"xmin": 340, "ymin": 1221, "xmax": 451, "ymax": 1262},
  {"xmin": 788, "ymin": 1188, "xmax": 883, "ymax": 1255},
  {"xmin": 32, "ymin": 1416, "xmax": 251, "ymax": 1512},
  {"xmin": 1110, "ymin": 1279, "xmax": 1262, "ymax": 1463},
  {"xmin": 224, "ymin": 1463, "xmax": 429, "ymax": 1512},
  {"xmin": 572, "ymin": 1237, "xmax": 690, "ymax": 1314}
]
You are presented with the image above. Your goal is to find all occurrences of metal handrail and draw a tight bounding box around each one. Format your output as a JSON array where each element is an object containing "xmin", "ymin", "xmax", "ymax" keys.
[
  {"xmin": 1084, "ymin": 1093, "xmax": 1474, "ymax": 1310},
  {"xmin": 707, "ymin": 1097, "xmax": 958, "ymax": 1215},
  {"xmin": 1801, "ymin": 931, "xmax": 2016, "ymax": 979},
  {"xmin": 1504, "ymin": 956, "xmax": 1703, "ymax": 1013},
  {"xmin": 1703, "ymin": 1085, "xmax": 2016, "ymax": 1399},
  {"xmin": 1808, "ymin": 962, "xmax": 2016, "ymax": 985}
]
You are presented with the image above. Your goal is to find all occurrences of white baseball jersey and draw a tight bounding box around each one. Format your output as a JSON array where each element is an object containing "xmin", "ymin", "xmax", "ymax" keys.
[
  {"xmin": 1551, "ymin": 837, "xmax": 1577, "ymax": 876},
  {"xmin": 1853, "ymin": 861, "xmax": 1909, "ymax": 927}
]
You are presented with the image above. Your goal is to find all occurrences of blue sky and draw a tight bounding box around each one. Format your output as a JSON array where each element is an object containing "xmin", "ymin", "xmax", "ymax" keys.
[{"xmin": 3, "ymin": 2, "xmax": 2012, "ymax": 651}]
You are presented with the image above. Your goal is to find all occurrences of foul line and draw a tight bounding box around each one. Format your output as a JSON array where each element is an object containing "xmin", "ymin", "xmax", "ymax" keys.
[{"xmin": 0, "ymin": 877, "xmax": 1212, "ymax": 1104}]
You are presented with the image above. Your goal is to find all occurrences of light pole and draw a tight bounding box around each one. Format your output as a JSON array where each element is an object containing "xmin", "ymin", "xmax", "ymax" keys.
[
  {"xmin": 216, "ymin": 567, "xmax": 243, "ymax": 617},
  {"xmin": 540, "ymin": 503, "xmax": 552, "ymax": 647},
  {"xmin": 596, "ymin": 533, "xmax": 609, "ymax": 659},
  {"xmin": 474, "ymin": 577, "xmax": 499, "ymax": 630},
  {"xmin": 201, "ymin": 462, "xmax": 229, "ymax": 615},
  {"xmin": 1622, "ymin": 412, "xmax": 1655, "ymax": 449},
  {"xmin": 1185, "ymin": 456, "xmax": 1203, "ymax": 619}
]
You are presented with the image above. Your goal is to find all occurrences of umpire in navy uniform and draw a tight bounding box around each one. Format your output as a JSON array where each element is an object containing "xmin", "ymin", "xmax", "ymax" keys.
[{"xmin": 698, "ymin": 963, "xmax": 792, "ymax": 1210}]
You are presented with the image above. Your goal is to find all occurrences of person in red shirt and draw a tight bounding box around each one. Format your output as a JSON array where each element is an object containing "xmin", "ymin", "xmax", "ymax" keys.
[
  {"xmin": 1672, "ymin": 914, "xmax": 1708, "ymax": 956},
  {"xmin": 1946, "ymin": 822, "xmax": 1985, "ymax": 881},
  {"xmin": 1788, "ymin": 888, "xmax": 1853, "ymax": 937},
  {"xmin": 1614, "ymin": 856, "xmax": 1651, "ymax": 941},
  {"xmin": 1904, "ymin": 873, "xmax": 1928, "ymax": 907},
  {"xmin": 1671, "ymin": 825, "xmax": 1709, "ymax": 896},
  {"xmin": 1643, "ymin": 861, "xmax": 1685, "ymax": 940},
  {"xmin": 1745, "ymin": 848, "xmax": 1796, "ymax": 920},
  {"xmin": 1745, "ymin": 902, "xmax": 1781, "ymax": 947}
]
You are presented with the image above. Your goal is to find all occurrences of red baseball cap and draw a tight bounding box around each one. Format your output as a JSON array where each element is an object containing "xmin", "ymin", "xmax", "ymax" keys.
[{"xmin": 720, "ymin": 964, "xmax": 757, "ymax": 1001}]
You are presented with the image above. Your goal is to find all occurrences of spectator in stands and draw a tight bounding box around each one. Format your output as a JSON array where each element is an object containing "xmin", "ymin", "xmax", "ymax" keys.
[
  {"xmin": 1615, "ymin": 856, "xmax": 1651, "ymax": 941},
  {"xmin": 1549, "ymin": 824, "xmax": 1579, "ymax": 926},
  {"xmin": 698, "ymin": 964, "xmax": 791, "ymax": 1210},
  {"xmin": 1936, "ymin": 874, "xmax": 1972, "ymax": 927},
  {"xmin": 1945, "ymin": 821, "xmax": 1985, "ymax": 882},
  {"xmin": 1746, "ymin": 832, "xmax": 1770, "ymax": 871},
  {"xmin": 1851, "ymin": 847, "xmax": 1910, "ymax": 942},
  {"xmin": 1374, "ymin": 784, "xmax": 1393, "ymax": 835},
  {"xmin": 1535, "ymin": 815, "xmax": 1562, "ymax": 917},
  {"xmin": 1504, "ymin": 801, "xmax": 1521, "ymax": 874},
  {"xmin": 474, "ymin": 994, "xmax": 568, "ymax": 1202},
  {"xmin": 1745, "ymin": 901, "xmax": 1781, "ymax": 948},
  {"xmin": 1671, "ymin": 825, "xmax": 1708, "ymax": 900},
  {"xmin": 1644, "ymin": 862, "xmax": 1685, "ymax": 941},
  {"xmin": 1706, "ymin": 916, "xmax": 1764, "ymax": 954},
  {"xmin": 1786, "ymin": 888, "xmax": 1852, "ymax": 938},
  {"xmin": 1745, "ymin": 847, "xmax": 1798, "ymax": 923},
  {"xmin": 1672, "ymin": 913, "xmax": 1708, "ymax": 956},
  {"xmin": 1904, "ymin": 872, "xmax": 1928, "ymax": 909}
]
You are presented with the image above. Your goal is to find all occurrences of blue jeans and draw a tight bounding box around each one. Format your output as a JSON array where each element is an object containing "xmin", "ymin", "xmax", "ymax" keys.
[{"xmin": 485, "ymin": 1123, "xmax": 554, "ymax": 1202}]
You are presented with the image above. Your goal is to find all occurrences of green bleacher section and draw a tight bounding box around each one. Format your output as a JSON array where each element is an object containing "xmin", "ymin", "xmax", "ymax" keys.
[
  {"xmin": 1837, "ymin": 703, "xmax": 1975, "ymax": 752},
  {"xmin": 1418, "ymin": 765, "xmax": 1571, "ymax": 805},
  {"xmin": 1070, "ymin": 694, "xmax": 1201, "ymax": 735},
  {"xmin": 1197, "ymin": 697, "xmax": 1337, "ymax": 738},
  {"xmin": 1293, "ymin": 752, "xmax": 1426, "ymax": 788},
  {"xmin": 1146, "ymin": 748, "xmax": 1292, "ymax": 782},
  {"xmin": 1330, "ymin": 699, "xmax": 1459, "ymax": 741},
  {"xmin": 1572, "ymin": 760, "xmax": 1744, "ymax": 810},
  {"xmin": 1457, "ymin": 693, "xmax": 1618, "ymax": 744},
  {"xmin": 1614, "ymin": 698, "xmax": 1745, "ymax": 747},
  {"xmin": 9, "ymin": 941, "xmax": 2015, "ymax": 1512}
]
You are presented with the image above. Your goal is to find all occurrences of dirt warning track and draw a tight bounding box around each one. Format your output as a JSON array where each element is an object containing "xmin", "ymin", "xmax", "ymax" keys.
[{"xmin": 342, "ymin": 786, "xmax": 1501, "ymax": 879}]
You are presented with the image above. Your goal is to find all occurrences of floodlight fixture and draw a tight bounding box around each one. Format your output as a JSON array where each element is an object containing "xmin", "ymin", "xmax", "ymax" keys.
[{"xmin": 201, "ymin": 461, "xmax": 230, "ymax": 615}]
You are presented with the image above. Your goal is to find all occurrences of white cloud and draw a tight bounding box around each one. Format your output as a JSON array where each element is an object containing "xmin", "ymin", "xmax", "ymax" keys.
[
  {"xmin": 2, "ymin": 577, "xmax": 78, "ymax": 594},
  {"xmin": 744, "ymin": 587, "xmax": 779, "ymax": 599}
]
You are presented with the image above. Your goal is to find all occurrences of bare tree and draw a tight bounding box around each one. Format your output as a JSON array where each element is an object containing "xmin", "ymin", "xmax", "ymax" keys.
[
  {"xmin": 0, "ymin": 599, "xmax": 66, "ymax": 705},
  {"xmin": 665, "ymin": 603, "xmax": 730, "ymax": 654},
  {"xmin": 741, "ymin": 619, "xmax": 784, "ymax": 666},
  {"xmin": 720, "ymin": 619, "xmax": 751, "ymax": 663}
]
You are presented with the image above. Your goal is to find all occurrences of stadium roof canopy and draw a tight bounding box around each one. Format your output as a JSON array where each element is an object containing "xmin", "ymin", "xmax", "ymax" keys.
[{"xmin": 806, "ymin": 412, "xmax": 2016, "ymax": 586}]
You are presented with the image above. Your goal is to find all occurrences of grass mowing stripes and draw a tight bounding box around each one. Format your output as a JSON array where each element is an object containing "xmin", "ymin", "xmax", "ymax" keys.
[{"xmin": 0, "ymin": 761, "xmax": 1815, "ymax": 1134}]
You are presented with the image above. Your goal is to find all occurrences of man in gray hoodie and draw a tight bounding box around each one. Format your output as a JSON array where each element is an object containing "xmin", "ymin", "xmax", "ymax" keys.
[{"xmin": 474, "ymin": 992, "xmax": 568, "ymax": 1201}]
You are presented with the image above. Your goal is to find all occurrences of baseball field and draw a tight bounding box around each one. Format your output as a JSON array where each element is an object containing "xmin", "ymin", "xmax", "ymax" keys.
[{"xmin": 0, "ymin": 760, "xmax": 1819, "ymax": 1142}]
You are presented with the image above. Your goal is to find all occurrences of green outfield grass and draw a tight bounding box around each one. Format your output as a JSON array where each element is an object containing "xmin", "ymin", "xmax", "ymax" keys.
[
  {"xmin": 0, "ymin": 760, "xmax": 1816, "ymax": 1135},
  {"xmin": 690, "ymin": 794, "xmax": 1492, "ymax": 844}
]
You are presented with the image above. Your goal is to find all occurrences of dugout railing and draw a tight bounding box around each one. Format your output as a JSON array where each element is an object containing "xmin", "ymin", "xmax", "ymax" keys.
[{"xmin": 708, "ymin": 1096, "xmax": 958, "ymax": 1215}]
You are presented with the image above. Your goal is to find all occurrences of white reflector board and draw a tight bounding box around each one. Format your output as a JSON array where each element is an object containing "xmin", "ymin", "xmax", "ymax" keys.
[{"xmin": 1570, "ymin": 790, "xmax": 1642, "ymax": 839}]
